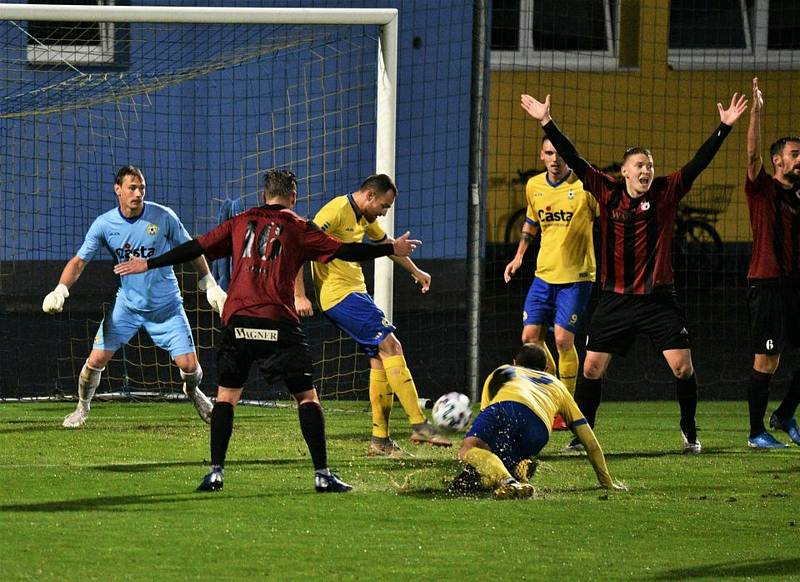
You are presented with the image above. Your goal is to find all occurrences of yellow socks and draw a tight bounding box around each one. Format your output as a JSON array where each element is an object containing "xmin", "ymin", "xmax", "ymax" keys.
[
  {"xmin": 542, "ymin": 342, "xmax": 557, "ymax": 376},
  {"xmin": 369, "ymin": 368, "xmax": 393, "ymax": 438},
  {"xmin": 558, "ymin": 345, "xmax": 579, "ymax": 395},
  {"xmin": 463, "ymin": 447, "xmax": 512, "ymax": 488},
  {"xmin": 383, "ymin": 355, "xmax": 426, "ymax": 425}
]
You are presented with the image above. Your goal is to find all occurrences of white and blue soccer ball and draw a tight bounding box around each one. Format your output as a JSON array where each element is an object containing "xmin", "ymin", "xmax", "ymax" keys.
[{"xmin": 432, "ymin": 392, "xmax": 472, "ymax": 432}]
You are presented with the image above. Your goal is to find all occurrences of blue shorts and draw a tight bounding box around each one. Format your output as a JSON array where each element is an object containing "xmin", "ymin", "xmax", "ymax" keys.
[
  {"xmin": 523, "ymin": 278, "xmax": 593, "ymax": 334},
  {"xmin": 93, "ymin": 299, "xmax": 195, "ymax": 359},
  {"xmin": 323, "ymin": 292, "xmax": 396, "ymax": 357},
  {"xmin": 466, "ymin": 401, "xmax": 549, "ymax": 471}
]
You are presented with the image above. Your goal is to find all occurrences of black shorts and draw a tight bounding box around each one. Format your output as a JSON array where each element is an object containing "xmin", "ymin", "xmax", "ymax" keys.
[
  {"xmin": 586, "ymin": 288, "xmax": 691, "ymax": 356},
  {"xmin": 216, "ymin": 315, "xmax": 313, "ymax": 394},
  {"xmin": 747, "ymin": 279, "xmax": 800, "ymax": 355}
]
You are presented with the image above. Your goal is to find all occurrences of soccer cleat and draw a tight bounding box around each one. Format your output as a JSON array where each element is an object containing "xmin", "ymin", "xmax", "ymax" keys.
[
  {"xmin": 409, "ymin": 422, "xmax": 452, "ymax": 447},
  {"xmin": 563, "ymin": 437, "xmax": 585, "ymax": 453},
  {"xmin": 551, "ymin": 414, "xmax": 569, "ymax": 431},
  {"xmin": 183, "ymin": 383, "xmax": 212, "ymax": 424},
  {"xmin": 367, "ymin": 438, "xmax": 414, "ymax": 458},
  {"xmin": 62, "ymin": 405, "xmax": 89, "ymax": 428},
  {"xmin": 747, "ymin": 431, "xmax": 789, "ymax": 449},
  {"xmin": 493, "ymin": 479, "xmax": 536, "ymax": 500},
  {"xmin": 196, "ymin": 469, "xmax": 224, "ymax": 492},
  {"xmin": 514, "ymin": 458, "xmax": 539, "ymax": 483},
  {"xmin": 769, "ymin": 413, "xmax": 800, "ymax": 446},
  {"xmin": 681, "ymin": 431, "xmax": 702, "ymax": 455},
  {"xmin": 315, "ymin": 471, "xmax": 352, "ymax": 493}
]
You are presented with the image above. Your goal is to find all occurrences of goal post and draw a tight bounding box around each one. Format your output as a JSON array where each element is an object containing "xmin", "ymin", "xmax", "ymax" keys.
[{"xmin": 0, "ymin": 4, "xmax": 397, "ymax": 399}]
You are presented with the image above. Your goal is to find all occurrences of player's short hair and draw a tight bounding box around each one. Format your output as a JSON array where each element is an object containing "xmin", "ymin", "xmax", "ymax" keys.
[
  {"xmin": 513, "ymin": 343, "xmax": 547, "ymax": 372},
  {"xmin": 622, "ymin": 146, "xmax": 652, "ymax": 163},
  {"xmin": 263, "ymin": 169, "xmax": 297, "ymax": 199},
  {"xmin": 769, "ymin": 136, "xmax": 800, "ymax": 162},
  {"xmin": 115, "ymin": 165, "xmax": 144, "ymax": 185},
  {"xmin": 359, "ymin": 174, "xmax": 396, "ymax": 198}
]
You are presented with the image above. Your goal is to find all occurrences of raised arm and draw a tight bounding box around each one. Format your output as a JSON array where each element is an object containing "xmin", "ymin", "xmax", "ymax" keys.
[
  {"xmin": 747, "ymin": 77, "xmax": 764, "ymax": 182},
  {"xmin": 520, "ymin": 94, "xmax": 591, "ymax": 181},
  {"xmin": 681, "ymin": 92, "xmax": 748, "ymax": 187}
]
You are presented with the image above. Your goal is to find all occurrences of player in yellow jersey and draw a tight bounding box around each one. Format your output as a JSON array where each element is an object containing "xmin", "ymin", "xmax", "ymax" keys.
[
  {"xmin": 504, "ymin": 136, "xmax": 598, "ymax": 430},
  {"xmin": 449, "ymin": 343, "xmax": 625, "ymax": 499},
  {"xmin": 295, "ymin": 174, "xmax": 450, "ymax": 456}
]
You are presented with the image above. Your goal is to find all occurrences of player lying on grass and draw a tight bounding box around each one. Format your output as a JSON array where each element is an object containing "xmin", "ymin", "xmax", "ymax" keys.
[
  {"xmin": 114, "ymin": 169, "xmax": 421, "ymax": 493},
  {"xmin": 42, "ymin": 165, "xmax": 225, "ymax": 428},
  {"xmin": 449, "ymin": 343, "xmax": 626, "ymax": 499},
  {"xmin": 521, "ymin": 91, "xmax": 748, "ymax": 454}
]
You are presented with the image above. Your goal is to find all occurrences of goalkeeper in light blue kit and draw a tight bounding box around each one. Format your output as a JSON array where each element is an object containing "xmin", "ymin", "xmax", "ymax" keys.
[
  {"xmin": 42, "ymin": 165, "xmax": 227, "ymax": 428},
  {"xmin": 451, "ymin": 343, "xmax": 626, "ymax": 499}
]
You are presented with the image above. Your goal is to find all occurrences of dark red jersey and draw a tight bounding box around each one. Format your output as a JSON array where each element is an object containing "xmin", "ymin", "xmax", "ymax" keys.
[
  {"xmin": 583, "ymin": 166, "xmax": 688, "ymax": 294},
  {"xmin": 198, "ymin": 204, "xmax": 342, "ymax": 324},
  {"xmin": 745, "ymin": 167, "xmax": 800, "ymax": 280}
]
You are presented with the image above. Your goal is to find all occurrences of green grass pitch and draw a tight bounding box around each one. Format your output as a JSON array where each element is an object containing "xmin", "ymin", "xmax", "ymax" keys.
[{"xmin": 2, "ymin": 401, "xmax": 799, "ymax": 580}]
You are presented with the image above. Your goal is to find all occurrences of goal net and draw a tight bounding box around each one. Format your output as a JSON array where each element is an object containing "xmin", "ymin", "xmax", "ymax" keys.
[{"xmin": 0, "ymin": 4, "xmax": 397, "ymax": 401}]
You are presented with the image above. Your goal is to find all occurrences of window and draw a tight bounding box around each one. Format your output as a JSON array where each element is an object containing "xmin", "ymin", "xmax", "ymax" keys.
[
  {"xmin": 669, "ymin": 0, "xmax": 800, "ymax": 70},
  {"xmin": 27, "ymin": 0, "xmax": 118, "ymax": 66},
  {"xmin": 491, "ymin": 0, "xmax": 619, "ymax": 70}
]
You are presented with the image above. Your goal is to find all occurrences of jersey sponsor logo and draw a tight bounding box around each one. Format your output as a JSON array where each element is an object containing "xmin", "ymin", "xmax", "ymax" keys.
[
  {"xmin": 537, "ymin": 207, "xmax": 574, "ymax": 223},
  {"xmin": 234, "ymin": 327, "xmax": 278, "ymax": 341},
  {"xmin": 115, "ymin": 244, "xmax": 155, "ymax": 260},
  {"xmin": 146, "ymin": 224, "xmax": 159, "ymax": 235}
]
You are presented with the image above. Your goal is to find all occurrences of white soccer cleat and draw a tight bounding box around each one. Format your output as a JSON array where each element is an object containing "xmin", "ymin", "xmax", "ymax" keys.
[
  {"xmin": 681, "ymin": 431, "xmax": 702, "ymax": 454},
  {"xmin": 62, "ymin": 405, "xmax": 89, "ymax": 428},
  {"xmin": 183, "ymin": 384, "xmax": 212, "ymax": 424}
]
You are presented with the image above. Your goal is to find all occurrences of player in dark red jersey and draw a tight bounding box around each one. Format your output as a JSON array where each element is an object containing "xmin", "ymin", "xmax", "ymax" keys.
[
  {"xmin": 743, "ymin": 77, "xmax": 800, "ymax": 449},
  {"xmin": 114, "ymin": 169, "xmax": 422, "ymax": 492},
  {"xmin": 520, "ymin": 91, "xmax": 747, "ymax": 453}
]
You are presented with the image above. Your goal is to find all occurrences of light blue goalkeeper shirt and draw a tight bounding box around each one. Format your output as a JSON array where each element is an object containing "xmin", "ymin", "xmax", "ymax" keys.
[{"xmin": 77, "ymin": 201, "xmax": 192, "ymax": 313}]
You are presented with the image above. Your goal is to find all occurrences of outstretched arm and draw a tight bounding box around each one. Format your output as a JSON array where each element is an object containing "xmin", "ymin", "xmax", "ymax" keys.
[
  {"xmin": 384, "ymin": 233, "xmax": 430, "ymax": 293},
  {"xmin": 573, "ymin": 422, "xmax": 627, "ymax": 490},
  {"xmin": 681, "ymin": 92, "xmax": 748, "ymax": 187},
  {"xmin": 747, "ymin": 77, "xmax": 764, "ymax": 182},
  {"xmin": 520, "ymin": 94, "xmax": 590, "ymax": 180},
  {"xmin": 114, "ymin": 239, "xmax": 205, "ymax": 276}
]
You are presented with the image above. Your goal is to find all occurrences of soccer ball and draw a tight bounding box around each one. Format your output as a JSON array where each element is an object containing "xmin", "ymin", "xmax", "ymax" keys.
[{"xmin": 432, "ymin": 392, "xmax": 472, "ymax": 432}]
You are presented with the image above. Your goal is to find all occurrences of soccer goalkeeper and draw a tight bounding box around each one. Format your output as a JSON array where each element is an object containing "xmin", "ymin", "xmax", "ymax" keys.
[
  {"xmin": 450, "ymin": 343, "xmax": 626, "ymax": 499},
  {"xmin": 42, "ymin": 165, "xmax": 225, "ymax": 428}
]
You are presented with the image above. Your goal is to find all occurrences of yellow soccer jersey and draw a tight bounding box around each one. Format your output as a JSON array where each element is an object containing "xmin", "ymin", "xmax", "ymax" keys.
[
  {"xmin": 525, "ymin": 171, "xmax": 598, "ymax": 284},
  {"xmin": 480, "ymin": 364, "xmax": 584, "ymax": 434},
  {"xmin": 311, "ymin": 194, "xmax": 387, "ymax": 311}
]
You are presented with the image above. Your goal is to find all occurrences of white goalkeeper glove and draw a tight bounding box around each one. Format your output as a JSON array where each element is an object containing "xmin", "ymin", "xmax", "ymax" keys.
[
  {"xmin": 198, "ymin": 274, "xmax": 227, "ymax": 315},
  {"xmin": 42, "ymin": 283, "xmax": 70, "ymax": 314}
]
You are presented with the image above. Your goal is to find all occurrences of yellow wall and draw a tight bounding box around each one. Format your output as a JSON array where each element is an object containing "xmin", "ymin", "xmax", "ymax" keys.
[{"xmin": 488, "ymin": 0, "xmax": 800, "ymax": 243}]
